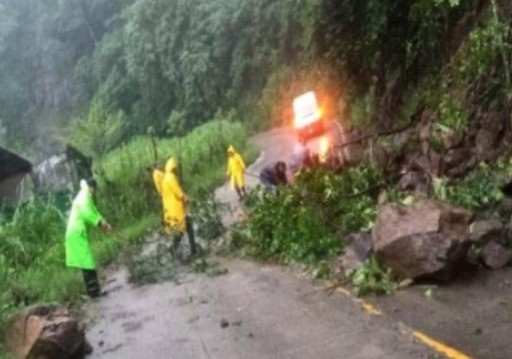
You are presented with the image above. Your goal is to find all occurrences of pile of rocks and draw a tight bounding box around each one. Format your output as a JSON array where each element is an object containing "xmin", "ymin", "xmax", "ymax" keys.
[{"xmin": 338, "ymin": 199, "xmax": 512, "ymax": 282}]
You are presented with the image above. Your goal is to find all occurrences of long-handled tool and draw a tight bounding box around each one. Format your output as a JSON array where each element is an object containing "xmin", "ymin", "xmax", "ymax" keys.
[
  {"xmin": 244, "ymin": 170, "xmax": 260, "ymax": 179},
  {"xmin": 147, "ymin": 126, "xmax": 159, "ymax": 163},
  {"xmin": 110, "ymin": 228, "xmax": 128, "ymax": 243}
]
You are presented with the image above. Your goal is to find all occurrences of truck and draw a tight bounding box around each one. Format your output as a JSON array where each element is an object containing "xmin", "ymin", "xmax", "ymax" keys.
[
  {"xmin": 292, "ymin": 91, "xmax": 359, "ymax": 170},
  {"xmin": 293, "ymin": 91, "xmax": 326, "ymax": 142}
]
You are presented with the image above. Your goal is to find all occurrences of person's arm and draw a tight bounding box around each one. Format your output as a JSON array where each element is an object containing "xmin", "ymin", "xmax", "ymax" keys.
[
  {"xmin": 171, "ymin": 175, "xmax": 186, "ymax": 202},
  {"xmin": 237, "ymin": 154, "xmax": 246, "ymax": 171},
  {"xmin": 81, "ymin": 193, "xmax": 111, "ymax": 231},
  {"xmin": 227, "ymin": 159, "xmax": 232, "ymax": 177},
  {"xmin": 153, "ymin": 170, "xmax": 164, "ymax": 195}
]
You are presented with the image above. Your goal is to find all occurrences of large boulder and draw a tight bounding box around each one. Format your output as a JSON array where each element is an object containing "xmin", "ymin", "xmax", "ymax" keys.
[
  {"xmin": 372, "ymin": 199, "xmax": 472, "ymax": 280},
  {"xmin": 4, "ymin": 304, "xmax": 89, "ymax": 359}
]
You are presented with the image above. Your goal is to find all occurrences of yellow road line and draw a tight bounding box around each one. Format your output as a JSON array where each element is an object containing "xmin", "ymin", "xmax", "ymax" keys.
[
  {"xmin": 333, "ymin": 286, "xmax": 381, "ymax": 315},
  {"xmin": 361, "ymin": 302, "xmax": 382, "ymax": 315},
  {"xmin": 326, "ymin": 282, "xmax": 473, "ymax": 359},
  {"xmin": 413, "ymin": 331, "xmax": 473, "ymax": 359},
  {"xmin": 335, "ymin": 287, "xmax": 351, "ymax": 296}
]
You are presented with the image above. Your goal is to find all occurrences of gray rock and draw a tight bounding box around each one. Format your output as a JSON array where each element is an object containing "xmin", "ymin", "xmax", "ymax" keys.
[
  {"xmin": 372, "ymin": 199, "xmax": 472, "ymax": 280},
  {"xmin": 345, "ymin": 233, "xmax": 373, "ymax": 260},
  {"xmin": 476, "ymin": 129, "xmax": 500, "ymax": 161},
  {"xmin": 4, "ymin": 304, "xmax": 88, "ymax": 359},
  {"xmin": 441, "ymin": 129, "xmax": 461, "ymax": 150},
  {"xmin": 470, "ymin": 218, "xmax": 505, "ymax": 245},
  {"xmin": 497, "ymin": 197, "xmax": 512, "ymax": 218},
  {"xmin": 340, "ymin": 128, "xmax": 364, "ymax": 165},
  {"xmin": 481, "ymin": 241, "xmax": 512, "ymax": 269},
  {"xmin": 340, "ymin": 233, "xmax": 373, "ymax": 274},
  {"xmin": 444, "ymin": 147, "xmax": 477, "ymax": 176},
  {"xmin": 397, "ymin": 171, "xmax": 429, "ymax": 194},
  {"xmin": 220, "ymin": 319, "xmax": 230, "ymax": 329}
]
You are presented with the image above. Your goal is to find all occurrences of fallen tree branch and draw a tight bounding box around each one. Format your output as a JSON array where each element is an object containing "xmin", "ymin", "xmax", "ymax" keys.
[{"xmin": 333, "ymin": 121, "xmax": 416, "ymax": 150}]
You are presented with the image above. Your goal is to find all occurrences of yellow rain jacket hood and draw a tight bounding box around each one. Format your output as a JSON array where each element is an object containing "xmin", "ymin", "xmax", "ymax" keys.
[
  {"xmin": 165, "ymin": 157, "xmax": 178, "ymax": 172},
  {"xmin": 226, "ymin": 146, "xmax": 246, "ymax": 190},
  {"xmin": 161, "ymin": 157, "xmax": 186, "ymax": 233}
]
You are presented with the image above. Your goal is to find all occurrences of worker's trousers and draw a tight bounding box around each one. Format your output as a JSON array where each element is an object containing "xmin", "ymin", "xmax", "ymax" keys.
[
  {"xmin": 186, "ymin": 216, "xmax": 197, "ymax": 255},
  {"xmin": 172, "ymin": 216, "xmax": 197, "ymax": 255},
  {"xmin": 82, "ymin": 269, "xmax": 101, "ymax": 298}
]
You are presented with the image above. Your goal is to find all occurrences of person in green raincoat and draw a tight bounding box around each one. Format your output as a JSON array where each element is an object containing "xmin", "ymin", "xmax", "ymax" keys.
[{"xmin": 65, "ymin": 178, "xmax": 111, "ymax": 298}]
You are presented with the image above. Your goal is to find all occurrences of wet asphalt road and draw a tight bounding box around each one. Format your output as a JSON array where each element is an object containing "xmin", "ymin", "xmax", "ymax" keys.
[{"xmin": 86, "ymin": 261, "xmax": 435, "ymax": 359}]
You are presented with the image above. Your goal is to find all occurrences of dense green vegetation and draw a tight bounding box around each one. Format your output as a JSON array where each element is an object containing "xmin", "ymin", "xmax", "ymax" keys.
[
  {"xmin": 0, "ymin": 0, "xmax": 325, "ymax": 152},
  {"xmin": 1, "ymin": 1, "xmax": 509, "ymax": 155},
  {"xmin": 322, "ymin": 0, "xmax": 511, "ymax": 131}
]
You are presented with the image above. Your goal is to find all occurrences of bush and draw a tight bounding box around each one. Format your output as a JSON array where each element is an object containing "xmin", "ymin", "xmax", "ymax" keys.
[
  {"xmin": 240, "ymin": 164, "xmax": 381, "ymax": 264},
  {"xmin": 431, "ymin": 161, "xmax": 506, "ymax": 211},
  {"xmin": 387, "ymin": 159, "xmax": 509, "ymax": 212},
  {"xmin": 189, "ymin": 192, "xmax": 228, "ymax": 242},
  {"xmin": 0, "ymin": 198, "xmax": 65, "ymax": 272},
  {"xmin": 350, "ymin": 257, "xmax": 396, "ymax": 296}
]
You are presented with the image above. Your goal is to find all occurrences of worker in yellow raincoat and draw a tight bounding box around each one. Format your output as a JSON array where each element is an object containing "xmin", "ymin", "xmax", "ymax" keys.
[
  {"xmin": 226, "ymin": 145, "xmax": 247, "ymax": 200},
  {"xmin": 161, "ymin": 157, "xmax": 196, "ymax": 255},
  {"xmin": 65, "ymin": 178, "xmax": 111, "ymax": 298}
]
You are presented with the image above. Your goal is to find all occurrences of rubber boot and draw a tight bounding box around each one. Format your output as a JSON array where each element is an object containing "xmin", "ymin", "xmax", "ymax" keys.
[{"xmin": 82, "ymin": 270, "xmax": 101, "ymax": 298}]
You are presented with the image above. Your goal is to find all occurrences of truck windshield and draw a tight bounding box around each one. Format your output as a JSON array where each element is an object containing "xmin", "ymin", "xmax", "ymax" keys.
[{"xmin": 293, "ymin": 92, "xmax": 320, "ymax": 129}]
